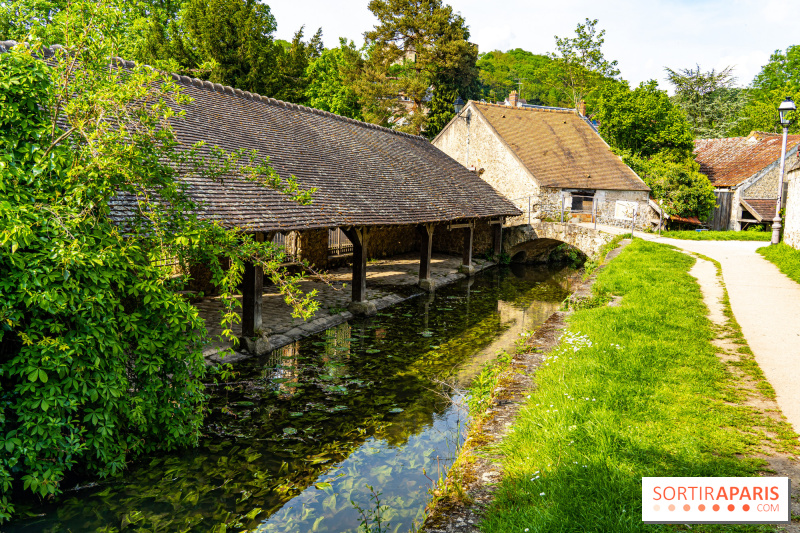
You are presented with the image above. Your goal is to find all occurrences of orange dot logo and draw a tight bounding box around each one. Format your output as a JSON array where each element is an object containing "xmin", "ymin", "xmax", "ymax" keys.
[
  {"xmin": 653, "ymin": 505, "xmax": 660, "ymax": 512},
  {"xmin": 683, "ymin": 504, "xmax": 691, "ymax": 511},
  {"xmin": 698, "ymin": 504, "xmax": 706, "ymax": 511},
  {"xmin": 728, "ymin": 504, "xmax": 735, "ymax": 512},
  {"xmin": 713, "ymin": 504, "xmax": 720, "ymax": 511},
  {"xmin": 668, "ymin": 504, "xmax": 676, "ymax": 512},
  {"xmin": 743, "ymin": 504, "xmax": 750, "ymax": 511}
]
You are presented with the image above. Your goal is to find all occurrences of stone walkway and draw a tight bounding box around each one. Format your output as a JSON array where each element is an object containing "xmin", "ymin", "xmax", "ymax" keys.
[
  {"xmin": 197, "ymin": 253, "xmax": 495, "ymax": 362},
  {"xmin": 581, "ymin": 222, "xmax": 800, "ymax": 435}
]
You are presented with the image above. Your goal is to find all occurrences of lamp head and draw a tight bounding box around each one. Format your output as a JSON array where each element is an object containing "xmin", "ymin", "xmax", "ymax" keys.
[
  {"xmin": 453, "ymin": 95, "xmax": 465, "ymax": 115},
  {"xmin": 778, "ymin": 97, "xmax": 796, "ymax": 126}
]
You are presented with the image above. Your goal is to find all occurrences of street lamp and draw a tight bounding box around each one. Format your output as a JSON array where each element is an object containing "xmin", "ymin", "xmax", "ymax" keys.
[
  {"xmin": 771, "ymin": 97, "xmax": 796, "ymax": 245},
  {"xmin": 453, "ymin": 95, "xmax": 465, "ymax": 115}
]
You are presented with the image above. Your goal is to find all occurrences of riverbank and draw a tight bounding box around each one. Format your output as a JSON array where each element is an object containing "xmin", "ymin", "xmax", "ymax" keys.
[{"xmin": 424, "ymin": 239, "xmax": 800, "ymax": 532}]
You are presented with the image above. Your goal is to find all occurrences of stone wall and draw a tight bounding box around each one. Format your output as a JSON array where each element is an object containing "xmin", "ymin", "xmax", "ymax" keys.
[
  {"xmin": 537, "ymin": 187, "xmax": 650, "ymax": 230},
  {"xmin": 431, "ymin": 219, "xmax": 494, "ymax": 257},
  {"xmin": 433, "ymin": 104, "xmax": 540, "ymax": 203},
  {"xmin": 742, "ymin": 164, "xmax": 780, "ymax": 200},
  {"xmin": 785, "ymin": 168, "xmax": 800, "ymax": 249},
  {"xmin": 297, "ymin": 229, "xmax": 329, "ymax": 269},
  {"xmin": 369, "ymin": 225, "xmax": 420, "ymax": 258}
]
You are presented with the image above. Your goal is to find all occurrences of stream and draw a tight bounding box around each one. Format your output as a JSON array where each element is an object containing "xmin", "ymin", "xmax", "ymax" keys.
[{"xmin": 9, "ymin": 264, "xmax": 574, "ymax": 533}]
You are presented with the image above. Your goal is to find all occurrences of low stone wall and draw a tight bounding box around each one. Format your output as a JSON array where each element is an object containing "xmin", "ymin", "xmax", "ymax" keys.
[
  {"xmin": 785, "ymin": 168, "xmax": 800, "ymax": 249},
  {"xmin": 369, "ymin": 226, "xmax": 420, "ymax": 258},
  {"xmin": 297, "ymin": 229, "xmax": 328, "ymax": 269},
  {"xmin": 503, "ymin": 222, "xmax": 614, "ymax": 262}
]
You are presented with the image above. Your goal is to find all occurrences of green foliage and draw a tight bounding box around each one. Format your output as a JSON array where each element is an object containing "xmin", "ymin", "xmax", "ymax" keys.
[
  {"xmin": 622, "ymin": 152, "xmax": 716, "ymax": 219},
  {"xmin": 467, "ymin": 351, "xmax": 512, "ymax": 416},
  {"xmin": 757, "ymin": 243, "xmax": 800, "ymax": 284},
  {"xmin": 663, "ymin": 231, "xmax": 771, "ymax": 241},
  {"xmin": 0, "ymin": 3, "xmax": 317, "ymax": 520},
  {"xmin": 305, "ymin": 39, "xmax": 364, "ymax": 119},
  {"xmin": 583, "ymin": 233, "xmax": 626, "ymax": 277},
  {"xmin": 546, "ymin": 18, "xmax": 620, "ymax": 110},
  {"xmin": 481, "ymin": 240, "xmax": 783, "ymax": 532},
  {"xmin": 665, "ymin": 65, "xmax": 748, "ymax": 138},
  {"xmin": 476, "ymin": 49, "xmax": 561, "ymax": 106},
  {"xmin": 729, "ymin": 45, "xmax": 800, "ymax": 136},
  {"xmin": 351, "ymin": 484, "xmax": 391, "ymax": 533},
  {"xmin": 359, "ymin": 0, "xmax": 478, "ymax": 135},
  {"xmin": 272, "ymin": 27, "xmax": 323, "ymax": 104},
  {"xmin": 597, "ymin": 80, "xmax": 695, "ymax": 159}
]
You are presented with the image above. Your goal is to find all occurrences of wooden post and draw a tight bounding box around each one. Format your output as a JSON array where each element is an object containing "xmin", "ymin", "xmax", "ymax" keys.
[
  {"xmin": 343, "ymin": 227, "xmax": 368, "ymax": 303},
  {"xmin": 418, "ymin": 223, "xmax": 435, "ymax": 291},
  {"xmin": 492, "ymin": 223, "xmax": 502, "ymax": 257},
  {"xmin": 458, "ymin": 224, "xmax": 476, "ymax": 277},
  {"xmin": 242, "ymin": 232, "xmax": 264, "ymax": 337}
]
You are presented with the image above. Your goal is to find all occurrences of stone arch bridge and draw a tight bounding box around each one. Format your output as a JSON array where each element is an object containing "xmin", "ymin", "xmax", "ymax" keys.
[{"xmin": 502, "ymin": 222, "xmax": 616, "ymax": 263}]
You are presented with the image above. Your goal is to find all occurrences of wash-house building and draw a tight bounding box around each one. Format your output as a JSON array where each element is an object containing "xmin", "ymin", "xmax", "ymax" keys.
[
  {"xmin": 431, "ymin": 101, "xmax": 651, "ymax": 230},
  {"xmin": 694, "ymin": 131, "xmax": 800, "ymax": 231},
  {"xmin": 147, "ymin": 68, "xmax": 520, "ymax": 335}
]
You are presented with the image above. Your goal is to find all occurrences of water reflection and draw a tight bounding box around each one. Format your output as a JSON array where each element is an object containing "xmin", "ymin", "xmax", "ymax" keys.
[{"xmin": 8, "ymin": 265, "xmax": 572, "ymax": 533}]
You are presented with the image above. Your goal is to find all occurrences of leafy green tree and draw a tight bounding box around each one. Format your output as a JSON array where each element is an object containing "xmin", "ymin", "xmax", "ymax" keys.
[
  {"xmin": 596, "ymin": 81, "xmax": 715, "ymax": 218},
  {"xmin": 272, "ymin": 27, "xmax": 324, "ymax": 104},
  {"xmin": 547, "ymin": 18, "xmax": 619, "ymax": 109},
  {"xmin": 0, "ymin": 2, "xmax": 316, "ymax": 520},
  {"xmin": 305, "ymin": 38, "xmax": 364, "ymax": 119},
  {"xmin": 476, "ymin": 49, "xmax": 559, "ymax": 105},
  {"xmin": 727, "ymin": 45, "xmax": 800, "ymax": 136},
  {"xmin": 359, "ymin": 0, "xmax": 478, "ymax": 135},
  {"xmin": 622, "ymin": 153, "xmax": 717, "ymax": 219},
  {"xmin": 596, "ymin": 80, "xmax": 695, "ymax": 159},
  {"xmin": 665, "ymin": 65, "xmax": 747, "ymax": 138}
]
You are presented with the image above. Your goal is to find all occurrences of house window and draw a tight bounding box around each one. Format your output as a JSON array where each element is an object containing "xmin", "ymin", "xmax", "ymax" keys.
[{"xmin": 571, "ymin": 191, "xmax": 594, "ymax": 212}]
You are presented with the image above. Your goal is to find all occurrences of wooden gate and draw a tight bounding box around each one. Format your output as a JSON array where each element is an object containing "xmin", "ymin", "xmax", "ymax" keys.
[{"xmin": 706, "ymin": 191, "xmax": 733, "ymax": 231}]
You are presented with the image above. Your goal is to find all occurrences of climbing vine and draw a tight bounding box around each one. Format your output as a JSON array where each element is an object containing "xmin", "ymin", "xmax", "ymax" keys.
[{"xmin": 0, "ymin": 1, "xmax": 317, "ymax": 520}]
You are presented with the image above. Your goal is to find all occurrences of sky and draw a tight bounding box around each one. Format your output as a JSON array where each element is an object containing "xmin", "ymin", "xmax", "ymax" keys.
[{"xmin": 269, "ymin": 0, "xmax": 797, "ymax": 92}]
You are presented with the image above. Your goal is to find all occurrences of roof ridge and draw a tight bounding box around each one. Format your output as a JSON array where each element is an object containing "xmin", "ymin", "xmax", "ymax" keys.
[
  {"xmin": 0, "ymin": 40, "xmax": 425, "ymax": 142},
  {"xmin": 473, "ymin": 100, "xmax": 576, "ymax": 114}
]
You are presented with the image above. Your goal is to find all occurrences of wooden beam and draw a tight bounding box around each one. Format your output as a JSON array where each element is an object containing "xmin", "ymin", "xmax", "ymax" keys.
[
  {"xmin": 343, "ymin": 227, "xmax": 368, "ymax": 303},
  {"xmin": 462, "ymin": 225, "xmax": 473, "ymax": 267},
  {"xmin": 242, "ymin": 232, "xmax": 265, "ymax": 337},
  {"xmin": 492, "ymin": 223, "xmax": 502, "ymax": 257},
  {"xmin": 418, "ymin": 223, "xmax": 435, "ymax": 283}
]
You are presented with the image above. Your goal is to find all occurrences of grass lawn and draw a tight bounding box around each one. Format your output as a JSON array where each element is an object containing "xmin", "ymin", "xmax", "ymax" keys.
[
  {"xmin": 479, "ymin": 240, "xmax": 790, "ymax": 533},
  {"xmin": 661, "ymin": 230, "xmax": 771, "ymax": 241},
  {"xmin": 758, "ymin": 243, "xmax": 800, "ymax": 285}
]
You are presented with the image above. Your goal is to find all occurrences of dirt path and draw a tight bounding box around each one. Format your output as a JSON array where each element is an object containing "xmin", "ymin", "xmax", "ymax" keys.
[{"xmin": 655, "ymin": 238, "xmax": 800, "ymax": 437}]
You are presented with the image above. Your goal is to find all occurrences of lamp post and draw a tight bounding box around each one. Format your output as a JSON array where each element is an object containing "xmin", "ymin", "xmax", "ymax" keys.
[{"xmin": 771, "ymin": 97, "xmax": 796, "ymax": 245}]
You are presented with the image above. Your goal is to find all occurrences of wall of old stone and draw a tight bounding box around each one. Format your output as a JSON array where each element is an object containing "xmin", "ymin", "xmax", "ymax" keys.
[
  {"xmin": 431, "ymin": 219, "xmax": 494, "ymax": 257},
  {"xmin": 785, "ymin": 168, "xmax": 800, "ymax": 249},
  {"xmin": 433, "ymin": 104, "xmax": 540, "ymax": 203},
  {"xmin": 742, "ymin": 164, "xmax": 780, "ymax": 200},
  {"xmin": 369, "ymin": 225, "xmax": 420, "ymax": 258},
  {"xmin": 538, "ymin": 188, "xmax": 650, "ymax": 230},
  {"xmin": 297, "ymin": 229, "xmax": 329, "ymax": 269}
]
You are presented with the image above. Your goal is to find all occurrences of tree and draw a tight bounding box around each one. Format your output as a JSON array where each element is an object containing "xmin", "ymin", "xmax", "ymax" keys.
[
  {"xmin": 665, "ymin": 64, "xmax": 747, "ymax": 138},
  {"xmin": 359, "ymin": 0, "xmax": 478, "ymax": 135},
  {"xmin": 476, "ymin": 49, "xmax": 560, "ymax": 105},
  {"xmin": 547, "ymin": 18, "xmax": 619, "ymax": 110},
  {"xmin": 727, "ymin": 45, "xmax": 800, "ymax": 136},
  {"xmin": 596, "ymin": 81, "xmax": 715, "ymax": 219},
  {"xmin": 272, "ymin": 27, "xmax": 324, "ymax": 104},
  {"xmin": 0, "ymin": 1, "xmax": 316, "ymax": 520},
  {"xmin": 596, "ymin": 80, "xmax": 695, "ymax": 160},
  {"xmin": 305, "ymin": 38, "xmax": 364, "ymax": 119}
]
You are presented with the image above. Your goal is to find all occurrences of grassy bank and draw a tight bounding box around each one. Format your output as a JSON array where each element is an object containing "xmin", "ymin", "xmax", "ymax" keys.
[
  {"xmin": 758, "ymin": 243, "xmax": 800, "ymax": 285},
  {"xmin": 479, "ymin": 239, "xmax": 792, "ymax": 533},
  {"xmin": 661, "ymin": 230, "xmax": 770, "ymax": 241}
]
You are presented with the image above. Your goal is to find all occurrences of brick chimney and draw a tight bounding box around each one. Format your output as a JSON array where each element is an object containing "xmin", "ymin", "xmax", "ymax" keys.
[
  {"xmin": 577, "ymin": 99, "xmax": 586, "ymax": 116},
  {"xmin": 508, "ymin": 90, "xmax": 519, "ymax": 107}
]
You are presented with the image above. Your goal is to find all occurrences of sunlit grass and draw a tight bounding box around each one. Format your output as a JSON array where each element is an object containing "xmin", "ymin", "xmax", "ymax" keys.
[
  {"xmin": 758, "ymin": 243, "xmax": 800, "ymax": 285},
  {"xmin": 661, "ymin": 230, "xmax": 770, "ymax": 241},
  {"xmin": 480, "ymin": 240, "xmax": 774, "ymax": 533}
]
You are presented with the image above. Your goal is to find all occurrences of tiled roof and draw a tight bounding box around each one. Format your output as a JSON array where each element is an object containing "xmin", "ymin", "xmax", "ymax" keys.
[
  {"xmin": 694, "ymin": 132, "xmax": 800, "ymax": 188},
  {"xmin": 471, "ymin": 102, "xmax": 650, "ymax": 191},
  {"xmin": 741, "ymin": 198, "xmax": 777, "ymax": 222},
  {"xmin": 1, "ymin": 41, "xmax": 520, "ymax": 232}
]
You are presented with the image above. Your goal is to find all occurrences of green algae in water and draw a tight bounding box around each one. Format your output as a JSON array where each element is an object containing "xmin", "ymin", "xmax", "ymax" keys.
[{"xmin": 7, "ymin": 265, "xmax": 572, "ymax": 533}]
